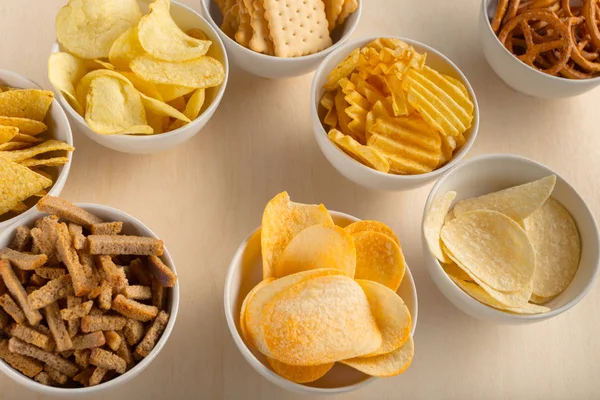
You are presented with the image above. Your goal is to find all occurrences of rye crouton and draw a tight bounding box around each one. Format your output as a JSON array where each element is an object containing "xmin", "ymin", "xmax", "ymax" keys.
[
  {"xmin": 147, "ymin": 256, "xmax": 177, "ymax": 288},
  {"xmin": 34, "ymin": 267, "xmax": 66, "ymax": 280},
  {"xmin": 37, "ymin": 196, "xmax": 102, "ymax": 229},
  {"xmin": 0, "ymin": 339, "xmax": 43, "ymax": 378},
  {"xmin": 68, "ymin": 223, "xmax": 87, "ymax": 250},
  {"xmin": 0, "ymin": 248, "xmax": 47, "ymax": 270},
  {"xmin": 27, "ymin": 275, "xmax": 74, "ymax": 310},
  {"xmin": 71, "ymin": 332, "xmax": 106, "ymax": 350},
  {"xmin": 89, "ymin": 366, "xmax": 108, "ymax": 386},
  {"xmin": 88, "ymin": 236, "xmax": 163, "ymax": 256},
  {"xmin": 8, "ymin": 337, "xmax": 79, "ymax": 377},
  {"xmin": 4, "ymin": 323, "xmax": 50, "ymax": 350},
  {"xmin": 122, "ymin": 285, "xmax": 152, "ymax": 300},
  {"xmin": 89, "ymin": 348, "xmax": 126, "ymax": 374},
  {"xmin": 81, "ymin": 315, "xmax": 126, "ymax": 333},
  {"xmin": 0, "ymin": 260, "xmax": 42, "ymax": 326},
  {"xmin": 123, "ymin": 319, "xmax": 145, "ymax": 346},
  {"xmin": 104, "ymin": 330, "xmax": 122, "ymax": 352},
  {"xmin": 0, "ymin": 294, "xmax": 25, "ymax": 324},
  {"xmin": 10, "ymin": 226, "xmax": 32, "ymax": 252},
  {"xmin": 61, "ymin": 300, "xmax": 93, "ymax": 321},
  {"xmin": 135, "ymin": 311, "xmax": 169, "ymax": 358},
  {"xmin": 90, "ymin": 222, "xmax": 123, "ymax": 236},
  {"xmin": 44, "ymin": 302, "xmax": 73, "ymax": 352},
  {"xmin": 55, "ymin": 223, "xmax": 92, "ymax": 296},
  {"xmin": 112, "ymin": 295, "xmax": 157, "ymax": 322}
]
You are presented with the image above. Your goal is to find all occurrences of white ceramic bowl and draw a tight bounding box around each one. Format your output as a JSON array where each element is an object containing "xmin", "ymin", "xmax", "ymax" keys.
[
  {"xmin": 0, "ymin": 204, "xmax": 180, "ymax": 395},
  {"xmin": 422, "ymin": 154, "xmax": 600, "ymax": 324},
  {"xmin": 311, "ymin": 37, "xmax": 480, "ymax": 191},
  {"xmin": 225, "ymin": 211, "xmax": 418, "ymax": 394},
  {"xmin": 479, "ymin": 0, "xmax": 600, "ymax": 98},
  {"xmin": 200, "ymin": 0, "xmax": 362, "ymax": 79},
  {"xmin": 50, "ymin": 1, "xmax": 229, "ymax": 154},
  {"xmin": 0, "ymin": 70, "xmax": 73, "ymax": 232}
]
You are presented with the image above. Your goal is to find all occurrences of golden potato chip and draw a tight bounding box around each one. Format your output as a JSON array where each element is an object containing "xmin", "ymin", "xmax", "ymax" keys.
[
  {"xmin": 443, "ymin": 74, "xmax": 469, "ymax": 97},
  {"xmin": 146, "ymin": 112, "xmax": 166, "ymax": 135},
  {"xmin": 524, "ymin": 198, "xmax": 580, "ymax": 299},
  {"xmin": 267, "ymin": 358, "xmax": 334, "ymax": 383},
  {"xmin": 261, "ymin": 192, "xmax": 334, "ymax": 279},
  {"xmin": 0, "ymin": 126, "xmax": 18, "ymax": 144},
  {"xmin": 441, "ymin": 210, "xmax": 535, "ymax": 292},
  {"xmin": 353, "ymin": 231, "xmax": 405, "ymax": 291},
  {"xmin": 0, "ymin": 142, "xmax": 31, "ymax": 151},
  {"xmin": 384, "ymin": 73, "xmax": 409, "ymax": 117},
  {"xmin": 108, "ymin": 27, "xmax": 146, "ymax": 71},
  {"xmin": 328, "ymin": 129, "xmax": 390, "ymax": 173},
  {"xmin": 344, "ymin": 220, "xmax": 400, "ymax": 247},
  {"xmin": 183, "ymin": 89, "xmax": 206, "ymax": 120},
  {"xmin": 341, "ymin": 335, "xmax": 414, "ymax": 377},
  {"xmin": 320, "ymin": 91, "xmax": 337, "ymax": 128},
  {"xmin": 20, "ymin": 157, "xmax": 69, "ymax": 168},
  {"xmin": 0, "ymin": 158, "xmax": 52, "ymax": 215},
  {"xmin": 0, "ymin": 139, "xmax": 73, "ymax": 163},
  {"xmin": 334, "ymin": 89, "xmax": 353, "ymax": 138},
  {"xmin": 273, "ymin": 224, "xmax": 356, "ymax": 278},
  {"xmin": 441, "ymin": 260, "xmax": 473, "ymax": 282},
  {"xmin": 0, "ymin": 89, "xmax": 54, "ymax": 122},
  {"xmin": 262, "ymin": 275, "xmax": 382, "ymax": 366},
  {"xmin": 156, "ymin": 84, "xmax": 195, "ymax": 102},
  {"xmin": 130, "ymin": 55, "xmax": 225, "ymax": 88},
  {"xmin": 186, "ymin": 28, "xmax": 209, "ymax": 41},
  {"xmin": 167, "ymin": 96, "xmax": 186, "ymax": 113},
  {"xmin": 423, "ymin": 191, "xmax": 457, "ymax": 263},
  {"xmin": 116, "ymin": 72, "xmax": 163, "ymax": 101},
  {"xmin": 48, "ymin": 52, "xmax": 88, "ymax": 115},
  {"xmin": 76, "ymin": 69, "xmax": 132, "ymax": 110},
  {"xmin": 0, "ymin": 117, "xmax": 47, "ymax": 136},
  {"xmin": 453, "ymin": 175, "xmax": 556, "ymax": 222},
  {"xmin": 239, "ymin": 278, "xmax": 275, "ymax": 346},
  {"xmin": 56, "ymin": 0, "xmax": 142, "ymax": 59},
  {"xmin": 139, "ymin": 92, "xmax": 190, "ymax": 123},
  {"xmin": 324, "ymin": 48, "xmax": 360, "ymax": 90},
  {"xmin": 356, "ymin": 280, "xmax": 411, "ymax": 356}
]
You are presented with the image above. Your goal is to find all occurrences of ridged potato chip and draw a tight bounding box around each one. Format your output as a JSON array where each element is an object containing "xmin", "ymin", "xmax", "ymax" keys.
[
  {"xmin": 48, "ymin": 52, "xmax": 88, "ymax": 115},
  {"xmin": 273, "ymin": 224, "xmax": 356, "ymax": 278},
  {"xmin": 0, "ymin": 140, "xmax": 73, "ymax": 163},
  {"xmin": 0, "ymin": 117, "xmax": 46, "ymax": 136},
  {"xmin": 0, "ymin": 126, "xmax": 18, "ymax": 144},
  {"xmin": 324, "ymin": 48, "xmax": 360, "ymax": 90},
  {"xmin": 130, "ymin": 55, "xmax": 225, "ymax": 88},
  {"xmin": 353, "ymin": 231, "xmax": 405, "ymax": 291},
  {"xmin": 0, "ymin": 89, "xmax": 54, "ymax": 122},
  {"xmin": 0, "ymin": 158, "xmax": 52, "ymax": 215},
  {"xmin": 344, "ymin": 220, "xmax": 400, "ymax": 247},
  {"xmin": 267, "ymin": 358, "xmax": 334, "ymax": 384},
  {"xmin": 334, "ymin": 89, "xmax": 353, "ymax": 138},
  {"xmin": 424, "ymin": 191, "xmax": 457, "ymax": 263},
  {"xmin": 341, "ymin": 335, "xmax": 414, "ymax": 377},
  {"xmin": 320, "ymin": 91, "xmax": 337, "ymax": 128},
  {"xmin": 108, "ymin": 27, "xmax": 146, "ymax": 71},
  {"xmin": 328, "ymin": 129, "xmax": 390, "ymax": 173}
]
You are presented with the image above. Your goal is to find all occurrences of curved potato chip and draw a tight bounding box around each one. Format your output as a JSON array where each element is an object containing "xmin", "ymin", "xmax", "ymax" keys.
[
  {"xmin": 117, "ymin": 72, "xmax": 163, "ymax": 101},
  {"xmin": 344, "ymin": 220, "xmax": 400, "ymax": 247},
  {"xmin": 524, "ymin": 198, "xmax": 580, "ymax": 299},
  {"xmin": 139, "ymin": 92, "xmax": 190, "ymax": 123},
  {"xmin": 423, "ymin": 191, "xmax": 457, "ymax": 263},
  {"xmin": 441, "ymin": 210, "xmax": 535, "ymax": 293},
  {"xmin": 261, "ymin": 192, "xmax": 334, "ymax": 279},
  {"xmin": 0, "ymin": 89, "xmax": 54, "ymax": 122},
  {"xmin": 156, "ymin": 84, "xmax": 195, "ymax": 102},
  {"xmin": 0, "ymin": 140, "xmax": 73, "ymax": 163},
  {"xmin": 263, "ymin": 275, "xmax": 382, "ymax": 366},
  {"xmin": 48, "ymin": 52, "xmax": 88, "ymax": 115},
  {"xmin": 146, "ymin": 113, "xmax": 166, "ymax": 135},
  {"xmin": 353, "ymin": 231, "xmax": 405, "ymax": 292},
  {"xmin": 356, "ymin": 280, "xmax": 411, "ymax": 356},
  {"xmin": 273, "ymin": 225, "xmax": 356, "ymax": 278},
  {"xmin": 167, "ymin": 96, "xmax": 186, "ymax": 113},
  {"xmin": 0, "ymin": 117, "xmax": 46, "ymax": 136},
  {"xmin": 453, "ymin": 176, "xmax": 556, "ymax": 222},
  {"xmin": 56, "ymin": 0, "xmax": 142, "ymax": 59},
  {"xmin": 341, "ymin": 335, "xmax": 414, "ymax": 377},
  {"xmin": 239, "ymin": 278, "xmax": 275, "ymax": 346},
  {"xmin": 108, "ymin": 27, "xmax": 146, "ymax": 71},
  {"xmin": 267, "ymin": 358, "xmax": 334, "ymax": 383},
  {"xmin": 76, "ymin": 69, "xmax": 132, "ymax": 110},
  {"xmin": 320, "ymin": 91, "xmax": 337, "ymax": 128},
  {"xmin": 529, "ymin": 293, "xmax": 556, "ymax": 305},
  {"xmin": 441, "ymin": 260, "xmax": 472, "ymax": 282},
  {"xmin": 0, "ymin": 158, "xmax": 52, "ymax": 215},
  {"xmin": 186, "ymin": 28, "xmax": 209, "ymax": 41},
  {"xmin": 0, "ymin": 126, "xmax": 18, "ymax": 144},
  {"xmin": 328, "ymin": 129, "xmax": 390, "ymax": 173},
  {"xmin": 130, "ymin": 55, "xmax": 225, "ymax": 88},
  {"xmin": 184, "ymin": 89, "xmax": 206, "ymax": 120},
  {"xmin": 324, "ymin": 48, "xmax": 360, "ymax": 90}
]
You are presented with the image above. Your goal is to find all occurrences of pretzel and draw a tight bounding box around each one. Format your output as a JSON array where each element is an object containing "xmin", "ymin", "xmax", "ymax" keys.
[
  {"xmin": 567, "ymin": 17, "xmax": 600, "ymax": 71},
  {"xmin": 492, "ymin": 0, "xmax": 511, "ymax": 32},
  {"xmin": 584, "ymin": 0, "xmax": 600, "ymax": 48}
]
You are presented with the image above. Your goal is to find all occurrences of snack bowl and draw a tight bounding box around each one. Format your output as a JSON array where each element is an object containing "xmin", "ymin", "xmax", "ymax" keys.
[
  {"xmin": 50, "ymin": 0, "xmax": 229, "ymax": 154},
  {"xmin": 224, "ymin": 210, "xmax": 418, "ymax": 394},
  {"xmin": 0, "ymin": 203, "xmax": 179, "ymax": 396},
  {"xmin": 422, "ymin": 154, "xmax": 600, "ymax": 324},
  {"xmin": 0, "ymin": 70, "xmax": 73, "ymax": 232},
  {"xmin": 200, "ymin": 0, "xmax": 362, "ymax": 79},
  {"xmin": 310, "ymin": 36, "xmax": 479, "ymax": 191},
  {"xmin": 479, "ymin": 0, "xmax": 600, "ymax": 98}
]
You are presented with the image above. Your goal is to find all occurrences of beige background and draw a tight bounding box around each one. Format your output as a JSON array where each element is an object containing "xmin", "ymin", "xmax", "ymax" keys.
[{"xmin": 1, "ymin": 0, "xmax": 600, "ymax": 398}]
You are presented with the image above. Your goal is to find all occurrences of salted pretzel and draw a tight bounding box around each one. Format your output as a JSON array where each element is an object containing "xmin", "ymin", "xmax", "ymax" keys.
[
  {"xmin": 567, "ymin": 16, "xmax": 600, "ymax": 71},
  {"xmin": 583, "ymin": 0, "xmax": 600, "ymax": 48}
]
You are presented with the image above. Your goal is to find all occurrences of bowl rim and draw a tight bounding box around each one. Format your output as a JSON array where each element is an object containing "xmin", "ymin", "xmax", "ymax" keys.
[
  {"xmin": 0, "ymin": 69, "xmax": 73, "ymax": 231},
  {"xmin": 310, "ymin": 35, "xmax": 480, "ymax": 183},
  {"xmin": 199, "ymin": 0, "xmax": 363, "ymax": 62},
  {"xmin": 49, "ymin": 0, "xmax": 230, "ymax": 141},
  {"xmin": 0, "ymin": 203, "xmax": 180, "ymax": 394},
  {"xmin": 224, "ymin": 210, "xmax": 418, "ymax": 394},
  {"xmin": 480, "ymin": 0, "xmax": 600, "ymax": 84},
  {"xmin": 422, "ymin": 153, "xmax": 600, "ymax": 321}
]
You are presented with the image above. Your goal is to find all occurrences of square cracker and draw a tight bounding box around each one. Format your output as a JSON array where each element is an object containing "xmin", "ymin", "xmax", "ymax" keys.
[
  {"xmin": 235, "ymin": 0, "xmax": 253, "ymax": 47},
  {"xmin": 264, "ymin": 0, "xmax": 332, "ymax": 57},
  {"xmin": 249, "ymin": 0, "xmax": 274, "ymax": 55},
  {"xmin": 324, "ymin": 0, "xmax": 345, "ymax": 30}
]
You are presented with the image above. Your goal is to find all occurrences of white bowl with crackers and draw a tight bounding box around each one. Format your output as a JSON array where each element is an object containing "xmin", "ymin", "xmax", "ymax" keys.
[
  {"xmin": 421, "ymin": 154, "xmax": 600, "ymax": 324},
  {"xmin": 0, "ymin": 70, "xmax": 74, "ymax": 233},
  {"xmin": 0, "ymin": 197, "xmax": 179, "ymax": 394},
  {"xmin": 200, "ymin": 0, "xmax": 362, "ymax": 78},
  {"xmin": 49, "ymin": 0, "xmax": 229, "ymax": 154},
  {"xmin": 225, "ymin": 192, "xmax": 418, "ymax": 394},
  {"xmin": 311, "ymin": 37, "xmax": 479, "ymax": 191}
]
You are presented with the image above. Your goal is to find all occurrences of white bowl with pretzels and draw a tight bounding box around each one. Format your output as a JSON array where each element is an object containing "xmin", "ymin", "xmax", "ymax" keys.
[{"xmin": 480, "ymin": 0, "xmax": 600, "ymax": 98}]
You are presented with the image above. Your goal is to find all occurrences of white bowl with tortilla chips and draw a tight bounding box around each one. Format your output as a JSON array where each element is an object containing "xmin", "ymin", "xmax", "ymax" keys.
[
  {"xmin": 49, "ymin": 0, "xmax": 228, "ymax": 154},
  {"xmin": 0, "ymin": 203, "xmax": 179, "ymax": 395},
  {"xmin": 200, "ymin": 0, "xmax": 362, "ymax": 78},
  {"xmin": 0, "ymin": 70, "xmax": 73, "ymax": 233},
  {"xmin": 225, "ymin": 210, "xmax": 418, "ymax": 394},
  {"xmin": 422, "ymin": 154, "xmax": 600, "ymax": 324}
]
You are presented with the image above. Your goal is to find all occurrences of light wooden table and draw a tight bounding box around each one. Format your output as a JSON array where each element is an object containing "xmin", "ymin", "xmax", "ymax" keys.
[{"xmin": 1, "ymin": 0, "xmax": 600, "ymax": 398}]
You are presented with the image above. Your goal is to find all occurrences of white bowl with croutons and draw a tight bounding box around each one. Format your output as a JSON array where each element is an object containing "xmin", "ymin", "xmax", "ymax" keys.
[{"xmin": 0, "ymin": 199, "xmax": 179, "ymax": 395}]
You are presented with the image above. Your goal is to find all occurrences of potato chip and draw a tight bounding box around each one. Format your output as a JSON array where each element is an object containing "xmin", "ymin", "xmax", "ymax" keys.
[
  {"xmin": 328, "ymin": 129, "xmax": 390, "ymax": 173},
  {"xmin": 356, "ymin": 280, "xmax": 411, "ymax": 356},
  {"xmin": 320, "ymin": 91, "xmax": 337, "ymax": 128},
  {"xmin": 156, "ymin": 84, "xmax": 196, "ymax": 102},
  {"xmin": 239, "ymin": 278, "xmax": 275, "ymax": 346},
  {"xmin": 56, "ymin": 0, "xmax": 142, "ymax": 59},
  {"xmin": 453, "ymin": 175, "xmax": 556, "ymax": 222},
  {"xmin": 341, "ymin": 335, "xmax": 414, "ymax": 377},
  {"xmin": 273, "ymin": 224, "xmax": 356, "ymax": 278},
  {"xmin": 146, "ymin": 112, "xmax": 166, "ymax": 135},
  {"xmin": 20, "ymin": 157, "xmax": 69, "ymax": 168},
  {"xmin": 344, "ymin": 220, "xmax": 400, "ymax": 247},
  {"xmin": 267, "ymin": 358, "xmax": 334, "ymax": 383},
  {"xmin": 108, "ymin": 27, "xmax": 146, "ymax": 71},
  {"xmin": 130, "ymin": 55, "xmax": 225, "ymax": 88},
  {"xmin": 76, "ymin": 69, "xmax": 132, "ymax": 110},
  {"xmin": 384, "ymin": 73, "xmax": 409, "ymax": 117},
  {"xmin": 344, "ymin": 89, "xmax": 370, "ymax": 142},
  {"xmin": 261, "ymin": 192, "xmax": 334, "ymax": 279},
  {"xmin": 441, "ymin": 261, "xmax": 473, "ymax": 282},
  {"xmin": 0, "ymin": 126, "xmax": 18, "ymax": 144},
  {"xmin": 183, "ymin": 89, "xmax": 206, "ymax": 120},
  {"xmin": 0, "ymin": 158, "xmax": 52, "ymax": 215},
  {"xmin": 0, "ymin": 89, "xmax": 54, "ymax": 122},
  {"xmin": 84, "ymin": 75, "xmax": 152, "ymax": 135},
  {"xmin": 334, "ymin": 89, "xmax": 354, "ymax": 138},
  {"xmin": 324, "ymin": 48, "xmax": 360, "ymax": 90},
  {"xmin": 441, "ymin": 210, "xmax": 535, "ymax": 292},
  {"xmin": 48, "ymin": 52, "xmax": 88, "ymax": 115},
  {"xmin": 353, "ymin": 231, "xmax": 405, "ymax": 291},
  {"xmin": 262, "ymin": 275, "xmax": 382, "ymax": 366},
  {"xmin": 423, "ymin": 191, "xmax": 457, "ymax": 263},
  {"xmin": 186, "ymin": 28, "xmax": 209, "ymax": 41},
  {"xmin": 524, "ymin": 198, "xmax": 580, "ymax": 299},
  {"xmin": 0, "ymin": 117, "xmax": 47, "ymax": 136},
  {"xmin": 117, "ymin": 72, "xmax": 163, "ymax": 101},
  {"xmin": 139, "ymin": 92, "xmax": 190, "ymax": 123},
  {"xmin": 0, "ymin": 140, "xmax": 74, "ymax": 163},
  {"xmin": 529, "ymin": 293, "xmax": 556, "ymax": 305}
]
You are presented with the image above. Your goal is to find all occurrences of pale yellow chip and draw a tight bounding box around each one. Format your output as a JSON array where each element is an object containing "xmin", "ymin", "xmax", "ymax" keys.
[
  {"xmin": 344, "ymin": 220, "xmax": 400, "ymax": 247},
  {"xmin": 108, "ymin": 27, "xmax": 146, "ymax": 71},
  {"xmin": 341, "ymin": 335, "xmax": 414, "ymax": 377},
  {"xmin": 183, "ymin": 89, "xmax": 206, "ymax": 120},
  {"xmin": 0, "ymin": 117, "xmax": 47, "ymax": 136},
  {"xmin": 76, "ymin": 69, "xmax": 132, "ymax": 110},
  {"xmin": 0, "ymin": 140, "xmax": 73, "ymax": 163},
  {"xmin": 0, "ymin": 89, "xmax": 54, "ymax": 122},
  {"xmin": 262, "ymin": 275, "xmax": 382, "ymax": 366},
  {"xmin": 353, "ymin": 231, "xmax": 405, "ymax": 292},
  {"xmin": 328, "ymin": 129, "xmax": 390, "ymax": 173},
  {"xmin": 453, "ymin": 175, "xmax": 557, "ymax": 222},
  {"xmin": 267, "ymin": 358, "xmax": 334, "ymax": 383},
  {"xmin": 239, "ymin": 278, "xmax": 275, "ymax": 347},
  {"xmin": 423, "ymin": 191, "xmax": 457, "ymax": 263},
  {"xmin": 167, "ymin": 96, "xmax": 186, "ymax": 113},
  {"xmin": 146, "ymin": 113, "xmax": 166, "ymax": 135},
  {"xmin": 56, "ymin": 0, "xmax": 142, "ymax": 59},
  {"xmin": 117, "ymin": 71, "xmax": 164, "ymax": 101},
  {"xmin": 0, "ymin": 158, "xmax": 52, "ymax": 215},
  {"xmin": 524, "ymin": 198, "xmax": 580, "ymax": 299},
  {"xmin": 441, "ymin": 210, "xmax": 535, "ymax": 293},
  {"xmin": 48, "ymin": 52, "xmax": 88, "ymax": 116},
  {"xmin": 130, "ymin": 55, "xmax": 225, "ymax": 88},
  {"xmin": 324, "ymin": 48, "xmax": 360, "ymax": 90},
  {"xmin": 261, "ymin": 192, "xmax": 334, "ymax": 279},
  {"xmin": 441, "ymin": 260, "xmax": 473, "ymax": 282},
  {"xmin": 273, "ymin": 224, "xmax": 356, "ymax": 278},
  {"xmin": 0, "ymin": 126, "xmax": 18, "ymax": 144},
  {"xmin": 139, "ymin": 92, "xmax": 190, "ymax": 123},
  {"xmin": 156, "ymin": 84, "xmax": 195, "ymax": 102},
  {"xmin": 529, "ymin": 293, "xmax": 556, "ymax": 305},
  {"xmin": 186, "ymin": 28, "xmax": 209, "ymax": 41},
  {"xmin": 20, "ymin": 157, "xmax": 69, "ymax": 168}
]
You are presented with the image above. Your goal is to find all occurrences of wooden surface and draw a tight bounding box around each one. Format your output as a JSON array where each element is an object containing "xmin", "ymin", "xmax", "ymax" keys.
[{"xmin": 1, "ymin": 0, "xmax": 600, "ymax": 398}]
